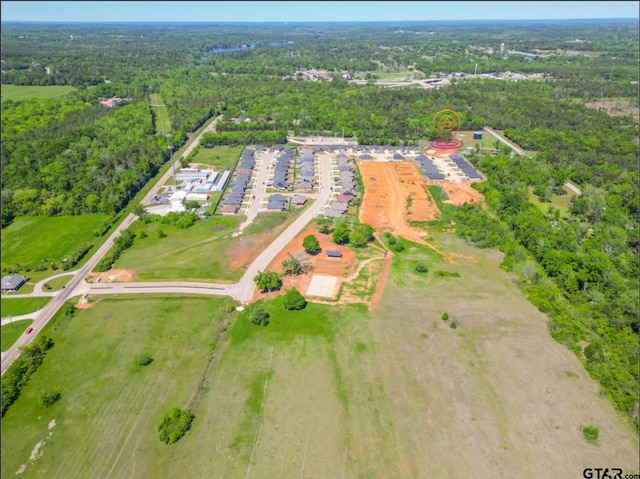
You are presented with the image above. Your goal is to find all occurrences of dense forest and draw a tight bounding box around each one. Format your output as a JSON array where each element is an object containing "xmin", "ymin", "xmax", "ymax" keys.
[{"xmin": 1, "ymin": 20, "xmax": 638, "ymax": 427}]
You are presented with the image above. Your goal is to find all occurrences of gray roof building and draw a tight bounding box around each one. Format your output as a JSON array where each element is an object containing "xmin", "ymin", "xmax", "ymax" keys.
[{"xmin": 1, "ymin": 274, "xmax": 29, "ymax": 291}]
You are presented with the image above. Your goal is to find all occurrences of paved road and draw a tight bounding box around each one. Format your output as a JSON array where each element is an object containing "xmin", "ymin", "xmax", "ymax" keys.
[
  {"xmin": 142, "ymin": 115, "xmax": 221, "ymax": 205},
  {"xmin": 483, "ymin": 126, "xmax": 581, "ymax": 195},
  {"xmin": 239, "ymin": 151, "xmax": 274, "ymax": 231},
  {"xmin": 235, "ymin": 153, "xmax": 333, "ymax": 302},
  {"xmin": 483, "ymin": 126, "xmax": 527, "ymax": 156},
  {"xmin": 1, "ymin": 138, "xmax": 334, "ymax": 375},
  {"xmin": 1, "ymin": 116, "xmax": 222, "ymax": 375},
  {"xmin": 1, "ymin": 212, "xmax": 137, "ymax": 374}
]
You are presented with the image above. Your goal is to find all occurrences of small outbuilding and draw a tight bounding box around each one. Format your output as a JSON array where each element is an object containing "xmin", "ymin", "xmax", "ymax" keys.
[
  {"xmin": 326, "ymin": 250, "xmax": 343, "ymax": 259},
  {"xmin": 473, "ymin": 131, "xmax": 483, "ymax": 140}
]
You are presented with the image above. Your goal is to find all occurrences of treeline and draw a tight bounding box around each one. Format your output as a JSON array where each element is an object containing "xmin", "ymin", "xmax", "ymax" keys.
[
  {"xmin": 1, "ymin": 335, "xmax": 55, "ymax": 416},
  {"xmin": 3, "ymin": 21, "xmax": 636, "ymax": 87},
  {"xmin": 1, "ymin": 99, "xmax": 168, "ymax": 227},
  {"xmin": 160, "ymin": 73, "xmax": 636, "ymax": 149},
  {"xmin": 201, "ymin": 130, "xmax": 287, "ymax": 147},
  {"xmin": 454, "ymin": 149, "xmax": 638, "ymax": 427}
]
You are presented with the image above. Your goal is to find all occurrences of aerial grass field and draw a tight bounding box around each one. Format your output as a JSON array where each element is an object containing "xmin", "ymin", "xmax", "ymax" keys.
[
  {"xmin": 115, "ymin": 212, "xmax": 296, "ymax": 281},
  {"xmin": 1, "ymin": 319, "xmax": 34, "ymax": 351},
  {"xmin": 1, "ymin": 85, "xmax": 76, "ymax": 101},
  {"xmin": 1, "ymin": 215, "xmax": 108, "ymax": 270},
  {"xmin": 1, "ymin": 297, "xmax": 51, "ymax": 317},
  {"xmin": 190, "ymin": 146, "xmax": 243, "ymax": 171},
  {"xmin": 528, "ymin": 186, "xmax": 576, "ymax": 217},
  {"xmin": 2, "ymin": 231, "xmax": 636, "ymax": 478},
  {"xmin": 0, "ymin": 296, "xmax": 233, "ymax": 479},
  {"xmin": 149, "ymin": 93, "xmax": 171, "ymax": 134}
]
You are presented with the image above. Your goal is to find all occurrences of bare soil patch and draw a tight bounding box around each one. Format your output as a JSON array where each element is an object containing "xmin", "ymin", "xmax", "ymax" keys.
[
  {"xmin": 228, "ymin": 233, "xmax": 273, "ymax": 270},
  {"xmin": 252, "ymin": 225, "xmax": 358, "ymax": 303},
  {"xmin": 88, "ymin": 268, "xmax": 135, "ymax": 283},
  {"xmin": 358, "ymin": 161, "xmax": 435, "ymax": 244},
  {"xmin": 441, "ymin": 181, "xmax": 485, "ymax": 207},
  {"xmin": 74, "ymin": 302, "xmax": 95, "ymax": 309},
  {"xmin": 585, "ymin": 99, "xmax": 639, "ymax": 121}
]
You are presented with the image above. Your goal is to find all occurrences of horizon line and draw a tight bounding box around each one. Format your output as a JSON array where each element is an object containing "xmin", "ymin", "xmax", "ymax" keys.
[{"xmin": 2, "ymin": 17, "xmax": 638, "ymax": 24}]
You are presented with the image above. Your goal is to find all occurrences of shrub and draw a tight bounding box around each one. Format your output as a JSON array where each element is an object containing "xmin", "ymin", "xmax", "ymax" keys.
[
  {"xmin": 450, "ymin": 321, "xmax": 458, "ymax": 329},
  {"xmin": 283, "ymin": 288, "xmax": 307, "ymax": 311},
  {"xmin": 349, "ymin": 230, "xmax": 369, "ymax": 248},
  {"xmin": 39, "ymin": 390, "xmax": 61, "ymax": 408},
  {"xmin": 383, "ymin": 232, "xmax": 397, "ymax": 245},
  {"xmin": 302, "ymin": 235, "xmax": 321, "ymax": 255},
  {"xmin": 158, "ymin": 229, "xmax": 167, "ymax": 239},
  {"xmin": 136, "ymin": 353, "xmax": 154, "ymax": 367},
  {"xmin": 158, "ymin": 407, "xmax": 194, "ymax": 444},
  {"xmin": 442, "ymin": 312, "xmax": 449, "ymax": 321},
  {"xmin": 415, "ymin": 262, "xmax": 429, "ymax": 273},
  {"xmin": 435, "ymin": 270, "xmax": 460, "ymax": 277},
  {"xmin": 580, "ymin": 425, "xmax": 599, "ymax": 444},
  {"xmin": 249, "ymin": 302, "xmax": 270, "ymax": 326},
  {"xmin": 393, "ymin": 241, "xmax": 405, "ymax": 252},
  {"xmin": 332, "ymin": 224, "xmax": 350, "ymax": 245}
]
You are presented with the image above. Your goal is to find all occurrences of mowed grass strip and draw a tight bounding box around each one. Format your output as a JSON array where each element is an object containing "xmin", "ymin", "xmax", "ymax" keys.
[
  {"xmin": 1, "ymin": 85, "xmax": 76, "ymax": 101},
  {"xmin": 149, "ymin": 93, "xmax": 171, "ymax": 134},
  {"xmin": 1, "ymin": 297, "xmax": 51, "ymax": 317},
  {"xmin": 1, "ymin": 319, "xmax": 34, "ymax": 351},
  {"xmin": 1, "ymin": 215, "xmax": 108, "ymax": 270},
  {"xmin": 190, "ymin": 146, "xmax": 243, "ymax": 171},
  {"xmin": 115, "ymin": 212, "xmax": 296, "ymax": 281},
  {"xmin": 0, "ymin": 296, "xmax": 230, "ymax": 479}
]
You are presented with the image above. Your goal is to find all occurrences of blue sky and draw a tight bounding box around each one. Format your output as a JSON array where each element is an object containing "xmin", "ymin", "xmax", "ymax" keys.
[{"xmin": 1, "ymin": 1, "xmax": 638, "ymax": 22}]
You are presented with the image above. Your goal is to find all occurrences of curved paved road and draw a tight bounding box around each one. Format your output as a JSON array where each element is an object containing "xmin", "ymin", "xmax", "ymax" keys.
[
  {"xmin": 1, "ymin": 142, "xmax": 334, "ymax": 375},
  {"xmin": 1, "ymin": 116, "xmax": 223, "ymax": 375}
]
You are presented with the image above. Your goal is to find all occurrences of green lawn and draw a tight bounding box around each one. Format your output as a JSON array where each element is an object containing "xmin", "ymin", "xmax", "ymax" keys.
[
  {"xmin": 0, "ymin": 296, "xmax": 233, "ymax": 478},
  {"xmin": 190, "ymin": 146, "xmax": 242, "ymax": 171},
  {"xmin": 2, "ymin": 230, "xmax": 638, "ymax": 477},
  {"xmin": 41, "ymin": 275, "xmax": 73, "ymax": 292},
  {"xmin": 1, "ymin": 319, "xmax": 34, "ymax": 351},
  {"xmin": 1, "ymin": 85, "xmax": 76, "ymax": 101},
  {"xmin": 149, "ymin": 93, "xmax": 171, "ymax": 134},
  {"xmin": 1, "ymin": 215, "xmax": 108, "ymax": 270},
  {"xmin": 115, "ymin": 212, "xmax": 295, "ymax": 281},
  {"xmin": 528, "ymin": 186, "xmax": 575, "ymax": 217},
  {"xmin": 1, "ymin": 297, "xmax": 51, "ymax": 317}
]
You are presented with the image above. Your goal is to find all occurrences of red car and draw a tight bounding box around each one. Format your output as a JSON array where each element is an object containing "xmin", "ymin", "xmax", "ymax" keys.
[{"xmin": 25, "ymin": 327, "xmax": 33, "ymax": 335}]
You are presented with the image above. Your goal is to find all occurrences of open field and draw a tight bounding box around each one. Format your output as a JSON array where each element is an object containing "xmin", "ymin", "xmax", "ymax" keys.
[
  {"xmin": 1, "ymin": 319, "xmax": 34, "ymax": 351},
  {"xmin": 1, "ymin": 85, "xmax": 76, "ymax": 101},
  {"xmin": 585, "ymin": 98, "xmax": 639, "ymax": 121},
  {"xmin": 114, "ymin": 212, "xmax": 297, "ymax": 282},
  {"xmin": 190, "ymin": 146, "xmax": 243, "ymax": 171},
  {"xmin": 1, "ymin": 215, "xmax": 108, "ymax": 270},
  {"xmin": 528, "ymin": 186, "xmax": 576, "ymax": 217},
  {"xmin": 3, "ymin": 231, "xmax": 637, "ymax": 478},
  {"xmin": 1, "ymin": 297, "xmax": 51, "ymax": 317},
  {"xmin": 149, "ymin": 93, "xmax": 171, "ymax": 134},
  {"xmin": 0, "ymin": 296, "xmax": 233, "ymax": 478}
]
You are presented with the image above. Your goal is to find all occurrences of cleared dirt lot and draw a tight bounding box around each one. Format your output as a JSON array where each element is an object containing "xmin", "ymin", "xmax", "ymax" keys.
[
  {"xmin": 358, "ymin": 161, "xmax": 434, "ymax": 244},
  {"xmin": 441, "ymin": 181, "xmax": 484, "ymax": 207},
  {"xmin": 252, "ymin": 224, "xmax": 357, "ymax": 301}
]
